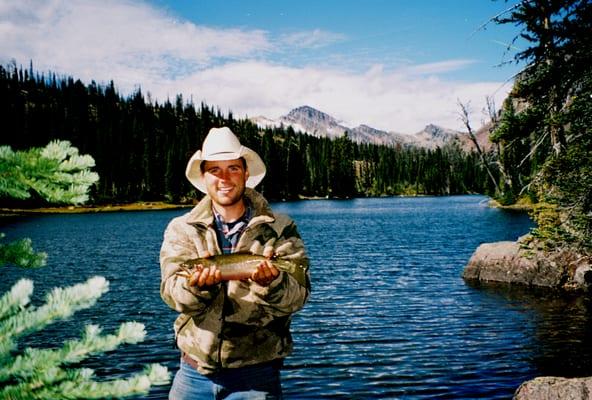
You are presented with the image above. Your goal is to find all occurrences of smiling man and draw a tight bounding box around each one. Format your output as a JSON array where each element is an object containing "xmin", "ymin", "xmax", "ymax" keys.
[{"xmin": 160, "ymin": 127, "xmax": 310, "ymax": 399}]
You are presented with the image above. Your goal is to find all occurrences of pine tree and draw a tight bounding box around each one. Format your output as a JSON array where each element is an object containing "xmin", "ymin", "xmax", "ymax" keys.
[
  {"xmin": 328, "ymin": 133, "xmax": 356, "ymax": 198},
  {"xmin": 493, "ymin": 0, "xmax": 592, "ymax": 250},
  {"xmin": 0, "ymin": 140, "xmax": 99, "ymax": 206},
  {"xmin": 0, "ymin": 141, "xmax": 170, "ymax": 399}
]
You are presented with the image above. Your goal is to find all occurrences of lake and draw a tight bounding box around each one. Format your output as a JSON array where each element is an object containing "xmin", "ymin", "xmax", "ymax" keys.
[{"xmin": 2, "ymin": 195, "xmax": 592, "ymax": 399}]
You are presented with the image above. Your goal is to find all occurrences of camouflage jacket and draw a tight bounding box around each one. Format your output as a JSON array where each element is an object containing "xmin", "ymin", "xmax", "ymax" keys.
[{"xmin": 160, "ymin": 188, "xmax": 310, "ymax": 374}]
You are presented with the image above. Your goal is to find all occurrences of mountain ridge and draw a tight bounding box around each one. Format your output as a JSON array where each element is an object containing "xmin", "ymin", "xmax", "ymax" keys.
[{"xmin": 251, "ymin": 105, "xmax": 492, "ymax": 151}]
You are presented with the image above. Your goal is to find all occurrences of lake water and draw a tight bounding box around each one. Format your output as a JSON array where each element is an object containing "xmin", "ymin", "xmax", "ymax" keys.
[{"xmin": 2, "ymin": 195, "xmax": 592, "ymax": 399}]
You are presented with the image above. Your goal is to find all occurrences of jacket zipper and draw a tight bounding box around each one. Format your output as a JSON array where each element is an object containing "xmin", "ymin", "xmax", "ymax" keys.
[{"xmin": 216, "ymin": 281, "xmax": 227, "ymax": 369}]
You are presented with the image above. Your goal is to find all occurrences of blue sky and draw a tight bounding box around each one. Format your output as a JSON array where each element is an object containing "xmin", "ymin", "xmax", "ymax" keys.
[
  {"xmin": 0, "ymin": 0, "xmax": 525, "ymax": 133},
  {"xmin": 150, "ymin": 0, "xmax": 521, "ymax": 79}
]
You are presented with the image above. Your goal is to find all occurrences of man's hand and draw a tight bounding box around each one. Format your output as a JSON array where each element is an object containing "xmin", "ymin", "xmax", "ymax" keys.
[
  {"xmin": 188, "ymin": 265, "xmax": 222, "ymax": 288},
  {"xmin": 251, "ymin": 259, "xmax": 280, "ymax": 286}
]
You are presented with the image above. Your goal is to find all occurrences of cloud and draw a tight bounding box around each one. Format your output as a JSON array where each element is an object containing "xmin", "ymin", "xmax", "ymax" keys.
[
  {"xmin": 0, "ymin": 0, "xmax": 511, "ymax": 134},
  {"xmin": 278, "ymin": 29, "xmax": 347, "ymax": 49},
  {"xmin": 161, "ymin": 61, "xmax": 510, "ymax": 134},
  {"xmin": 404, "ymin": 59, "xmax": 478, "ymax": 75},
  {"xmin": 0, "ymin": 0, "xmax": 271, "ymax": 83}
]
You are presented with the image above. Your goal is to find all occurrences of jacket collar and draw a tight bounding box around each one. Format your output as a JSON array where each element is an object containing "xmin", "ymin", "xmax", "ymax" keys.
[{"xmin": 185, "ymin": 188, "xmax": 274, "ymax": 227}]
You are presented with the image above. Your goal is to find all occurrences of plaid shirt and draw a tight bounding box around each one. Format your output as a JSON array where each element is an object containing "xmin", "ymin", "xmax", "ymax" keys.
[{"xmin": 212, "ymin": 202, "xmax": 252, "ymax": 254}]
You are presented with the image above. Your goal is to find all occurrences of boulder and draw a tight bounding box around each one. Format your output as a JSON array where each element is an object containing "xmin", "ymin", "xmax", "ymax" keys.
[
  {"xmin": 463, "ymin": 240, "xmax": 592, "ymax": 291},
  {"xmin": 514, "ymin": 376, "xmax": 592, "ymax": 399}
]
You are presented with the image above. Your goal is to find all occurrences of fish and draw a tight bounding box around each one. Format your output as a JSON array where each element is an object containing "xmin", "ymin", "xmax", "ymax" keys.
[{"xmin": 176, "ymin": 253, "xmax": 307, "ymax": 286}]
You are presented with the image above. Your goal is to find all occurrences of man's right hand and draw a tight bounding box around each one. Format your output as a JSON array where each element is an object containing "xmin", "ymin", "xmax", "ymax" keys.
[{"xmin": 188, "ymin": 265, "xmax": 222, "ymax": 288}]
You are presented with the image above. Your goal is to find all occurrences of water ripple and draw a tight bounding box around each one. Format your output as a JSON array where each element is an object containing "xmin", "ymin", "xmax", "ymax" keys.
[{"xmin": 3, "ymin": 197, "xmax": 592, "ymax": 399}]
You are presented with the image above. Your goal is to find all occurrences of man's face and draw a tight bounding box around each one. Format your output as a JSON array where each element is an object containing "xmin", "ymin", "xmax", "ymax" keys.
[{"xmin": 203, "ymin": 159, "xmax": 249, "ymax": 207}]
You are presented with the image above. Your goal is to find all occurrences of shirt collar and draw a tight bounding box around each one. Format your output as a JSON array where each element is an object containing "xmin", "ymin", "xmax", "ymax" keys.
[{"xmin": 212, "ymin": 200, "xmax": 252, "ymax": 233}]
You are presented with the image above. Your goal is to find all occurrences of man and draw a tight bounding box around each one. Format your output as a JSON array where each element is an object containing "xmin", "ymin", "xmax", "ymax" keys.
[{"xmin": 160, "ymin": 126, "xmax": 310, "ymax": 399}]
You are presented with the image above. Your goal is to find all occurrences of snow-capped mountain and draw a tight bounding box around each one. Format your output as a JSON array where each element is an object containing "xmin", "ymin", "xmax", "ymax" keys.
[
  {"xmin": 251, "ymin": 106, "xmax": 411, "ymax": 146},
  {"xmin": 251, "ymin": 105, "xmax": 490, "ymax": 151},
  {"xmin": 282, "ymin": 106, "xmax": 346, "ymax": 140}
]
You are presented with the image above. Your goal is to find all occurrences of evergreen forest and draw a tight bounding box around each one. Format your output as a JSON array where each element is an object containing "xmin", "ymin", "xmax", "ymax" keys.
[
  {"xmin": 0, "ymin": 63, "xmax": 495, "ymax": 206},
  {"xmin": 1, "ymin": 0, "xmax": 590, "ymax": 253}
]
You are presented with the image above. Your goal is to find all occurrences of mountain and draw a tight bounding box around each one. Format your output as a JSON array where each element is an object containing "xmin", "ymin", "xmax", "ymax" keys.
[
  {"xmin": 251, "ymin": 106, "xmax": 410, "ymax": 146},
  {"xmin": 282, "ymin": 106, "xmax": 346, "ymax": 140},
  {"xmin": 251, "ymin": 105, "xmax": 491, "ymax": 151},
  {"xmin": 411, "ymin": 124, "xmax": 462, "ymax": 148}
]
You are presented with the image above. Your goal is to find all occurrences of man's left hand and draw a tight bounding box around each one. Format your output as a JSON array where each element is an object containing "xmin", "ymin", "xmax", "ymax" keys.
[{"xmin": 251, "ymin": 260, "xmax": 279, "ymax": 286}]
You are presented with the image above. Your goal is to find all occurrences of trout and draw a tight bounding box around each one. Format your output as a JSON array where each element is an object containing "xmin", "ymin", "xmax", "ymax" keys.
[{"xmin": 176, "ymin": 253, "xmax": 307, "ymax": 286}]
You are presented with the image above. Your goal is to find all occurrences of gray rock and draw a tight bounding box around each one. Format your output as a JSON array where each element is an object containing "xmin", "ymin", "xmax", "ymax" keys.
[
  {"xmin": 572, "ymin": 265, "xmax": 592, "ymax": 288},
  {"xmin": 514, "ymin": 376, "xmax": 592, "ymax": 399},
  {"xmin": 463, "ymin": 240, "xmax": 591, "ymax": 291}
]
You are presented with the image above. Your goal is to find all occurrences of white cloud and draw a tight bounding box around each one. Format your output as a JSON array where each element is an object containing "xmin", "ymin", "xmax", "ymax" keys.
[
  {"xmin": 0, "ymin": 0, "xmax": 271, "ymax": 84},
  {"xmin": 404, "ymin": 59, "xmax": 478, "ymax": 75},
  {"xmin": 0, "ymin": 0, "xmax": 511, "ymax": 134},
  {"xmin": 279, "ymin": 29, "xmax": 347, "ymax": 49},
  {"xmin": 158, "ymin": 61, "xmax": 510, "ymax": 134}
]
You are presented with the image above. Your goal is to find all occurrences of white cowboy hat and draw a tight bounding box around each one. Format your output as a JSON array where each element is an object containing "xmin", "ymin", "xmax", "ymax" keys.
[{"xmin": 185, "ymin": 127, "xmax": 266, "ymax": 193}]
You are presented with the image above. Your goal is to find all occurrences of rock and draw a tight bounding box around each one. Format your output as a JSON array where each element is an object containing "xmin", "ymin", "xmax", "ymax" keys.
[
  {"xmin": 463, "ymin": 240, "xmax": 592, "ymax": 291},
  {"xmin": 572, "ymin": 265, "xmax": 592, "ymax": 289},
  {"xmin": 514, "ymin": 376, "xmax": 592, "ymax": 399}
]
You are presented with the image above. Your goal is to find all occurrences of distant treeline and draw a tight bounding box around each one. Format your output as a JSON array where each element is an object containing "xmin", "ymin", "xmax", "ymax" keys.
[{"xmin": 0, "ymin": 63, "xmax": 496, "ymax": 205}]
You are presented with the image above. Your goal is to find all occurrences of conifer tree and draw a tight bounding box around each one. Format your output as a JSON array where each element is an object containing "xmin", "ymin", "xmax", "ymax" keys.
[
  {"xmin": 0, "ymin": 141, "xmax": 170, "ymax": 399},
  {"xmin": 328, "ymin": 133, "xmax": 356, "ymax": 198},
  {"xmin": 493, "ymin": 0, "xmax": 592, "ymax": 250}
]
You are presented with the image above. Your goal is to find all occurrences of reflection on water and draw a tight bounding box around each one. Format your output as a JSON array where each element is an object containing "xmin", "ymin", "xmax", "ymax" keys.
[
  {"xmin": 1, "ymin": 195, "xmax": 591, "ymax": 399},
  {"xmin": 466, "ymin": 282, "xmax": 592, "ymax": 378}
]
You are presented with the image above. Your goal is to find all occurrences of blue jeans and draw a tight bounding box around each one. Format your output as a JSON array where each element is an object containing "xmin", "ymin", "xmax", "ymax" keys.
[{"xmin": 169, "ymin": 358, "xmax": 283, "ymax": 400}]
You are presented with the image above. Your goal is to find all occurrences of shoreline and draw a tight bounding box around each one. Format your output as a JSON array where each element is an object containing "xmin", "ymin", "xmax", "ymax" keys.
[
  {"xmin": 1, "ymin": 195, "xmax": 534, "ymax": 216},
  {"xmin": 0, "ymin": 201, "xmax": 194, "ymax": 215},
  {"xmin": 488, "ymin": 198, "xmax": 534, "ymax": 211}
]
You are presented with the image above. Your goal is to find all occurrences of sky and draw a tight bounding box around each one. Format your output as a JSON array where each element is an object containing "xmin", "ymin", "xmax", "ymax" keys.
[{"xmin": 0, "ymin": 0, "xmax": 526, "ymax": 134}]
